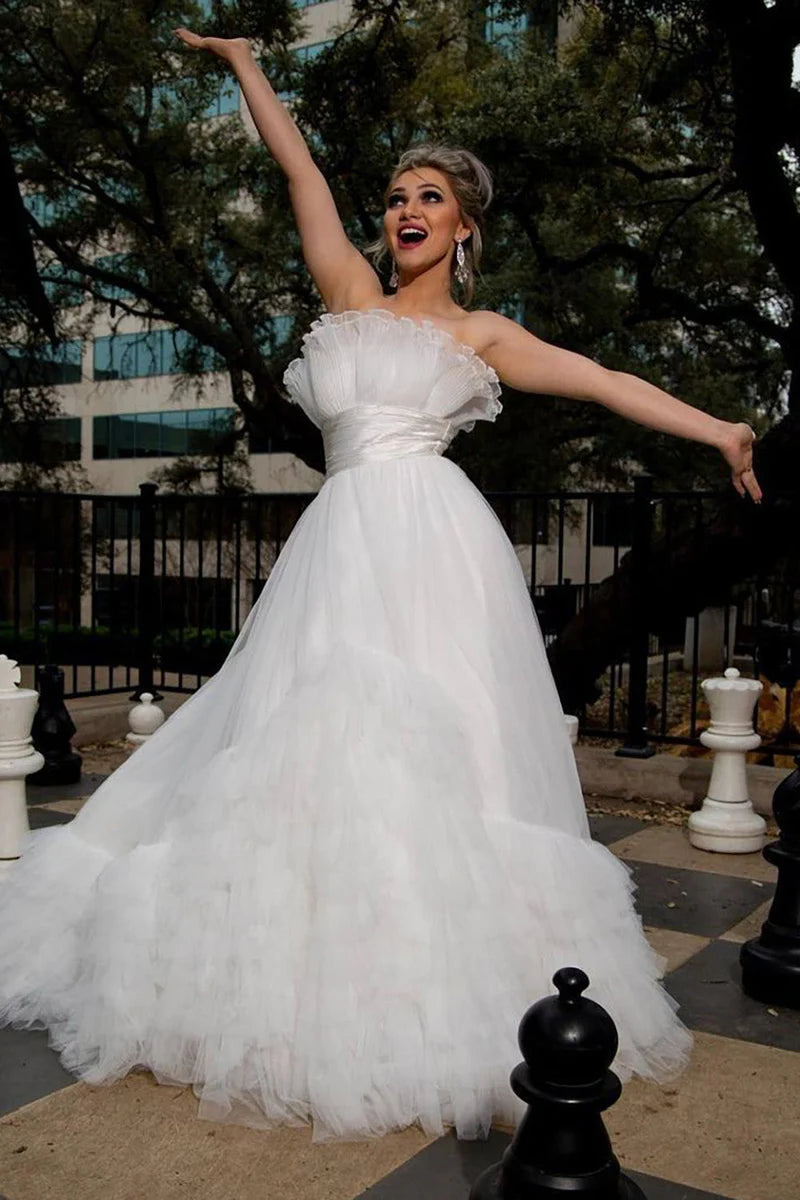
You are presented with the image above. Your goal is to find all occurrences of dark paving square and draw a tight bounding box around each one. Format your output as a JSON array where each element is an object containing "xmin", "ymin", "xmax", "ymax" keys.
[
  {"xmin": 666, "ymin": 938, "xmax": 800, "ymax": 1052},
  {"xmin": 26, "ymin": 806, "xmax": 74, "ymax": 829},
  {"xmin": 26, "ymin": 771, "xmax": 108, "ymax": 804},
  {"xmin": 628, "ymin": 861, "xmax": 774, "ymax": 938},
  {"xmin": 588, "ymin": 813, "xmax": 647, "ymax": 846},
  {"xmin": 354, "ymin": 1130, "xmax": 734, "ymax": 1199},
  {"xmin": 0, "ymin": 1027, "xmax": 77, "ymax": 1117}
]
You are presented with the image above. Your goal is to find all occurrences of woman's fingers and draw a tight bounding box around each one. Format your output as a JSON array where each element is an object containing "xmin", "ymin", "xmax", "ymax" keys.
[
  {"xmin": 173, "ymin": 27, "xmax": 205, "ymax": 49},
  {"xmin": 738, "ymin": 465, "xmax": 763, "ymax": 503},
  {"xmin": 723, "ymin": 423, "xmax": 762, "ymax": 503}
]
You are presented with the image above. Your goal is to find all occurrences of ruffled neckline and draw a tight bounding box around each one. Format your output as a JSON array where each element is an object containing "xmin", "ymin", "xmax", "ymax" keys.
[{"xmin": 299, "ymin": 308, "xmax": 502, "ymax": 402}]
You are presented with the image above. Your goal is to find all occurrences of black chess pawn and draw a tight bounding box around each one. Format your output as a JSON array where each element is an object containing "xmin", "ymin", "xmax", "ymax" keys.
[
  {"xmin": 29, "ymin": 665, "xmax": 82, "ymax": 786},
  {"xmin": 470, "ymin": 967, "xmax": 645, "ymax": 1199},
  {"xmin": 740, "ymin": 755, "xmax": 800, "ymax": 1008}
]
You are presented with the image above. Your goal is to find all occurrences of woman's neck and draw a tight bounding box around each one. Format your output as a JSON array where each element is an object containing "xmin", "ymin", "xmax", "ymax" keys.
[{"xmin": 389, "ymin": 264, "xmax": 464, "ymax": 319}]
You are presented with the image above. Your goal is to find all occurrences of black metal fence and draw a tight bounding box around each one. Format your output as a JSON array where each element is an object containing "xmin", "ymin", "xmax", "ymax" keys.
[{"xmin": 1, "ymin": 482, "xmax": 797, "ymax": 756}]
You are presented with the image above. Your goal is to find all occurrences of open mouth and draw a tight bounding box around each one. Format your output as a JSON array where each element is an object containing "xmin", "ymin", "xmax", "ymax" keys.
[{"xmin": 398, "ymin": 226, "xmax": 428, "ymax": 248}]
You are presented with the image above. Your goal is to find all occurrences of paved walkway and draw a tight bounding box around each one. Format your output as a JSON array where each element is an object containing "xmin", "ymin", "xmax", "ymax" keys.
[{"xmin": 0, "ymin": 779, "xmax": 797, "ymax": 1200}]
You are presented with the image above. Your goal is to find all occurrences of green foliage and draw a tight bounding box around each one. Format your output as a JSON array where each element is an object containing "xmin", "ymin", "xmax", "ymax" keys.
[{"xmin": 0, "ymin": 0, "xmax": 794, "ymax": 490}]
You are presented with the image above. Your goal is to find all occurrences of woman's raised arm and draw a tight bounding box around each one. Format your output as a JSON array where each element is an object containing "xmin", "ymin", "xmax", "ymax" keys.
[
  {"xmin": 478, "ymin": 312, "xmax": 762, "ymax": 502},
  {"xmin": 174, "ymin": 30, "xmax": 380, "ymax": 312}
]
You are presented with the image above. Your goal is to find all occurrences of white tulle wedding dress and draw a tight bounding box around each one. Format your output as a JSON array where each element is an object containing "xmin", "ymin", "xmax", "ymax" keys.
[{"xmin": 0, "ymin": 309, "xmax": 691, "ymax": 1142}]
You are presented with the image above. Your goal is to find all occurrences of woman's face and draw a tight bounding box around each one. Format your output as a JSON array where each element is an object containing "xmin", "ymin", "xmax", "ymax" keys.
[{"xmin": 383, "ymin": 167, "xmax": 471, "ymax": 279}]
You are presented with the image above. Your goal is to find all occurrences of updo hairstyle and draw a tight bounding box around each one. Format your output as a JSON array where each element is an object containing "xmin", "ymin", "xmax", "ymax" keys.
[{"xmin": 367, "ymin": 143, "xmax": 493, "ymax": 306}]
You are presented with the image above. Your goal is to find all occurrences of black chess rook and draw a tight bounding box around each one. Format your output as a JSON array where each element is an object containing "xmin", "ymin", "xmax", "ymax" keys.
[
  {"xmin": 470, "ymin": 966, "xmax": 645, "ymax": 1199},
  {"xmin": 740, "ymin": 754, "xmax": 800, "ymax": 1009}
]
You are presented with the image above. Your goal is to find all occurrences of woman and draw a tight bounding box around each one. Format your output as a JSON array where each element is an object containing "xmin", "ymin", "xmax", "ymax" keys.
[{"xmin": 0, "ymin": 30, "xmax": 760, "ymax": 1144}]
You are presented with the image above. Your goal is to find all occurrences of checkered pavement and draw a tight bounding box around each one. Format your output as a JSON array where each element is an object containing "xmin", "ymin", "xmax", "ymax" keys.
[{"xmin": 0, "ymin": 786, "xmax": 796, "ymax": 1200}]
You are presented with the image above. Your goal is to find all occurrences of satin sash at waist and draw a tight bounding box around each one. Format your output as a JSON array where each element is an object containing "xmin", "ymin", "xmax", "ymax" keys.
[{"xmin": 322, "ymin": 405, "xmax": 454, "ymax": 477}]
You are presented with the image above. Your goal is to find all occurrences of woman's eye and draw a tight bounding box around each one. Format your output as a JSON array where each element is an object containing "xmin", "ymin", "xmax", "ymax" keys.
[
  {"xmin": 422, "ymin": 191, "xmax": 443, "ymax": 202},
  {"xmin": 387, "ymin": 195, "xmax": 403, "ymax": 207}
]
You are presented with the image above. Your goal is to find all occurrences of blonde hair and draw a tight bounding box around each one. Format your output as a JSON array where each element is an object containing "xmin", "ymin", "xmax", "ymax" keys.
[{"xmin": 366, "ymin": 143, "xmax": 493, "ymax": 306}]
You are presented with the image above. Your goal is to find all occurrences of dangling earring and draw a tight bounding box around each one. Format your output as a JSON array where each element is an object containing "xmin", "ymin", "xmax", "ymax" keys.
[
  {"xmin": 389, "ymin": 259, "xmax": 399, "ymax": 289},
  {"xmin": 454, "ymin": 239, "xmax": 469, "ymax": 288}
]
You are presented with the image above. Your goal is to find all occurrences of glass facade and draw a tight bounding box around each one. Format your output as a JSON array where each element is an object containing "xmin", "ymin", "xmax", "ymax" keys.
[
  {"xmin": 94, "ymin": 253, "xmax": 142, "ymax": 302},
  {"xmin": 41, "ymin": 260, "xmax": 85, "ymax": 308},
  {"xmin": 93, "ymin": 329, "xmax": 220, "ymax": 380},
  {"xmin": 1, "ymin": 341, "xmax": 83, "ymax": 388},
  {"xmin": 149, "ymin": 74, "xmax": 239, "ymax": 120},
  {"xmin": 295, "ymin": 39, "xmax": 335, "ymax": 62},
  {"xmin": 485, "ymin": 4, "xmax": 528, "ymax": 51},
  {"xmin": 259, "ymin": 314, "xmax": 293, "ymax": 352},
  {"xmin": 93, "ymin": 407, "xmax": 237, "ymax": 460},
  {"xmin": 591, "ymin": 496, "xmax": 634, "ymax": 548},
  {"xmin": 22, "ymin": 189, "xmax": 82, "ymax": 228},
  {"xmin": 0, "ymin": 417, "xmax": 82, "ymax": 464}
]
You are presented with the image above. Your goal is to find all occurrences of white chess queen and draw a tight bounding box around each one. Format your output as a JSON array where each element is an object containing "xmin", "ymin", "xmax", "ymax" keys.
[{"xmin": 0, "ymin": 30, "xmax": 761, "ymax": 1143}]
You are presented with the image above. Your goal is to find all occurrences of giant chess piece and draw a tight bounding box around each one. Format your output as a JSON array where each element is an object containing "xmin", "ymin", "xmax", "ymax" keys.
[
  {"xmin": 0, "ymin": 655, "xmax": 44, "ymax": 874},
  {"xmin": 740, "ymin": 755, "xmax": 800, "ymax": 1009},
  {"xmin": 28, "ymin": 664, "xmax": 82, "ymax": 786},
  {"xmin": 470, "ymin": 967, "xmax": 645, "ymax": 1200}
]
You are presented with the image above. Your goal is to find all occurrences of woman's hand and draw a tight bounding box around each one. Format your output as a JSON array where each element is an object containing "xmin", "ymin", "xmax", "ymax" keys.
[
  {"xmin": 173, "ymin": 27, "xmax": 252, "ymax": 64},
  {"xmin": 718, "ymin": 422, "xmax": 762, "ymax": 503}
]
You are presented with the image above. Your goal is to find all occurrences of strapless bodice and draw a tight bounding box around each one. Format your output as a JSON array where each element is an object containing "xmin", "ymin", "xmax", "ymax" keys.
[{"xmin": 283, "ymin": 309, "xmax": 503, "ymax": 476}]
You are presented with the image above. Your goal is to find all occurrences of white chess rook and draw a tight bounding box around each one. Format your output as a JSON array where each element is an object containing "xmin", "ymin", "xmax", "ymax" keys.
[
  {"xmin": 0, "ymin": 655, "xmax": 44, "ymax": 875},
  {"xmin": 688, "ymin": 667, "xmax": 767, "ymax": 854}
]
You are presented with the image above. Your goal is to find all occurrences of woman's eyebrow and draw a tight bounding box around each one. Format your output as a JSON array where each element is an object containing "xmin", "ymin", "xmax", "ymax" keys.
[{"xmin": 387, "ymin": 181, "xmax": 444, "ymax": 197}]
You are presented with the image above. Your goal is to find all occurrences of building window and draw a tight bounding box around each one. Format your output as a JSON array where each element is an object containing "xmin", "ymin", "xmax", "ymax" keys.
[
  {"xmin": 590, "ymin": 496, "xmax": 634, "ymax": 548},
  {"xmin": 485, "ymin": 4, "xmax": 528, "ymax": 52},
  {"xmin": 41, "ymin": 260, "xmax": 85, "ymax": 308},
  {"xmin": 93, "ymin": 253, "xmax": 144, "ymax": 302},
  {"xmin": 92, "ymin": 407, "xmax": 237, "ymax": 460},
  {"xmin": 1, "ymin": 341, "xmax": 83, "ymax": 388},
  {"xmin": 93, "ymin": 574, "xmax": 233, "ymax": 633},
  {"xmin": 295, "ymin": 39, "xmax": 335, "ymax": 62},
  {"xmin": 203, "ymin": 75, "xmax": 240, "ymax": 117},
  {"xmin": 22, "ymin": 189, "xmax": 82, "ymax": 229},
  {"xmin": 93, "ymin": 329, "xmax": 220, "ymax": 381},
  {"xmin": 248, "ymin": 428, "xmax": 297, "ymax": 454},
  {"xmin": 259, "ymin": 314, "xmax": 293, "ymax": 352},
  {"xmin": 0, "ymin": 417, "xmax": 82, "ymax": 464}
]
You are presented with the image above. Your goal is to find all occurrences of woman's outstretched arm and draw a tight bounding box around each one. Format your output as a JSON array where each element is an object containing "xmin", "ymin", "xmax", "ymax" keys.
[
  {"xmin": 478, "ymin": 312, "xmax": 762, "ymax": 502},
  {"xmin": 174, "ymin": 29, "xmax": 380, "ymax": 312}
]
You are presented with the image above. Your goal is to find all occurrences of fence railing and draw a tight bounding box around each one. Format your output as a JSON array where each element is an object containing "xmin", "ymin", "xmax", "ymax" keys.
[{"xmin": 1, "ymin": 482, "xmax": 797, "ymax": 756}]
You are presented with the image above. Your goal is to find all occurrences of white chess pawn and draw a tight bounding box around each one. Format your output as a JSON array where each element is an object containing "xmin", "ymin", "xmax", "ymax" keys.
[{"xmin": 127, "ymin": 692, "xmax": 166, "ymax": 745}]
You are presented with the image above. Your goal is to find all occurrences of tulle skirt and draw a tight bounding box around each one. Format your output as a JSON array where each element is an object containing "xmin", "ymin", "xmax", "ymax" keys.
[{"xmin": 0, "ymin": 455, "xmax": 691, "ymax": 1141}]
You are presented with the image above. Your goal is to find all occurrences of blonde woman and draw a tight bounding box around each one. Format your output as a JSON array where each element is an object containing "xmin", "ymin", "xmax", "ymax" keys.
[{"xmin": 0, "ymin": 30, "xmax": 760, "ymax": 1143}]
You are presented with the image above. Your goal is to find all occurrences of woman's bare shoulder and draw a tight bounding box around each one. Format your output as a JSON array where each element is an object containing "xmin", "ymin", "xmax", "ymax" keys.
[{"xmin": 462, "ymin": 309, "xmax": 520, "ymax": 354}]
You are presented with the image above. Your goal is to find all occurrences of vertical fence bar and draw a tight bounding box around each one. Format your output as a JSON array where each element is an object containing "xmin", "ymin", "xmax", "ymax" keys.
[
  {"xmin": 529, "ymin": 495, "xmax": 540, "ymax": 600},
  {"xmin": 107, "ymin": 499, "xmax": 116, "ymax": 692},
  {"xmin": 90, "ymin": 499, "xmax": 98, "ymax": 696},
  {"xmin": 233, "ymin": 496, "xmax": 242, "ymax": 634},
  {"xmin": 197, "ymin": 496, "xmax": 204, "ymax": 691},
  {"xmin": 71, "ymin": 496, "xmax": 82, "ymax": 695},
  {"xmin": 131, "ymin": 482, "xmax": 160, "ymax": 700},
  {"xmin": 178, "ymin": 498, "xmax": 186, "ymax": 691},
  {"xmin": 689, "ymin": 497, "xmax": 702, "ymax": 739},
  {"xmin": 158, "ymin": 497, "xmax": 167, "ymax": 692},
  {"xmin": 659, "ymin": 495, "xmax": 672, "ymax": 738},
  {"xmin": 581, "ymin": 497, "xmax": 593, "ymax": 725},
  {"xmin": 616, "ymin": 475, "xmax": 655, "ymax": 758},
  {"xmin": 12, "ymin": 493, "xmax": 21, "ymax": 643}
]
